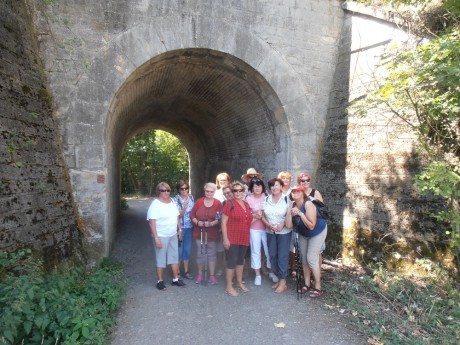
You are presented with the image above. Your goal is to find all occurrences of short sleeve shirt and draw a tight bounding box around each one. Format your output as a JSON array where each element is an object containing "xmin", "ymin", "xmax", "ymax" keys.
[
  {"xmin": 263, "ymin": 195, "xmax": 291, "ymax": 235},
  {"xmin": 222, "ymin": 200, "xmax": 253, "ymax": 246},
  {"xmin": 146, "ymin": 199, "xmax": 179, "ymax": 237}
]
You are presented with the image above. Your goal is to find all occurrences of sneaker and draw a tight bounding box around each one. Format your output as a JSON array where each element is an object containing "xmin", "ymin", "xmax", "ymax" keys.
[
  {"xmin": 269, "ymin": 272, "xmax": 279, "ymax": 283},
  {"xmin": 195, "ymin": 274, "xmax": 203, "ymax": 284},
  {"xmin": 156, "ymin": 280, "xmax": 166, "ymax": 290},
  {"xmin": 208, "ymin": 275, "xmax": 217, "ymax": 285},
  {"xmin": 172, "ymin": 278, "xmax": 186, "ymax": 287},
  {"xmin": 254, "ymin": 275, "xmax": 262, "ymax": 286}
]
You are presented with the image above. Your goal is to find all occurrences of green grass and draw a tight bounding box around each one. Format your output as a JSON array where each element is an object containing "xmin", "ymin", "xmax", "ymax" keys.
[
  {"xmin": 0, "ymin": 250, "xmax": 126, "ymax": 345},
  {"xmin": 322, "ymin": 260, "xmax": 460, "ymax": 344}
]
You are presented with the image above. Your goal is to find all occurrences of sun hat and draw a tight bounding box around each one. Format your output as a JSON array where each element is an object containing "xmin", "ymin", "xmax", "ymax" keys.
[{"xmin": 241, "ymin": 168, "xmax": 264, "ymax": 183}]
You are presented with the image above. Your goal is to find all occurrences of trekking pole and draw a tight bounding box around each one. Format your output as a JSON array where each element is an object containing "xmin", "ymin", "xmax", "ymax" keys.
[
  {"xmin": 293, "ymin": 216, "xmax": 304, "ymax": 300},
  {"xmin": 201, "ymin": 219, "xmax": 208, "ymax": 286}
]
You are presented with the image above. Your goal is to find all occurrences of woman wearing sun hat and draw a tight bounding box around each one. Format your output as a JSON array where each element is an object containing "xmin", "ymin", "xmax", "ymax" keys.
[{"xmin": 287, "ymin": 184, "xmax": 327, "ymax": 298}]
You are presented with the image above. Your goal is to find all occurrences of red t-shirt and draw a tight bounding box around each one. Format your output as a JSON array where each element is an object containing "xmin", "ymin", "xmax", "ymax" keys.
[
  {"xmin": 222, "ymin": 200, "xmax": 253, "ymax": 246},
  {"xmin": 190, "ymin": 198, "xmax": 222, "ymax": 241}
]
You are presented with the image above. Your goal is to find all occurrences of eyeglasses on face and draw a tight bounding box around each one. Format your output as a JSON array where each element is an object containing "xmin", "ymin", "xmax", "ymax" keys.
[
  {"xmin": 301, "ymin": 179, "xmax": 310, "ymax": 183},
  {"xmin": 179, "ymin": 187, "xmax": 189, "ymax": 190},
  {"xmin": 248, "ymin": 175, "xmax": 258, "ymax": 178},
  {"xmin": 233, "ymin": 189, "xmax": 244, "ymax": 193},
  {"xmin": 159, "ymin": 189, "xmax": 171, "ymax": 192}
]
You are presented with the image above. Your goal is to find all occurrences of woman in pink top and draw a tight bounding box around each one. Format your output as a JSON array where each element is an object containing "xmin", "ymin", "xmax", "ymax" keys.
[{"xmin": 246, "ymin": 178, "xmax": 269, "ymax": 286}]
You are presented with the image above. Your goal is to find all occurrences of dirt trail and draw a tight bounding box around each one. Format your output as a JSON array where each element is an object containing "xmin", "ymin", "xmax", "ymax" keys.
[{"xmin": 109, "ymin": 199, "xmax": 365, "ymax": 345}]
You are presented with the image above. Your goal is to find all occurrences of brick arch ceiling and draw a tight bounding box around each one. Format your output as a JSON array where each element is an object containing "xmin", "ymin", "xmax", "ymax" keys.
[{"xmin": 107, "ymin": 49, "xmax": 284, "ymax": 170}]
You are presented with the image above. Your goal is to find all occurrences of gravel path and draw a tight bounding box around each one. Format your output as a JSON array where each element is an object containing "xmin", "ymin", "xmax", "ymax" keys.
[{"xmin": 109, "ymin": 199, "xmax": 365, "ymax": 345}]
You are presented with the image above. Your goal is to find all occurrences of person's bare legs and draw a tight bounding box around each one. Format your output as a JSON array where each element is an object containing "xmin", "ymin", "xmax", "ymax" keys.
[
  {"xmin": 236, "ymin": 264, "xmax": 248, "ymax": 292},
  {"xmin": 226, "ymin": 268, "xmax": 238, "ymax": 296},
  {"xmin": 171, "ymin": 263, "xmax": 180, "ymax": 279},
  {"xmin": 156, "ymin": 267, "xmax": 165, "ymax": 281}
]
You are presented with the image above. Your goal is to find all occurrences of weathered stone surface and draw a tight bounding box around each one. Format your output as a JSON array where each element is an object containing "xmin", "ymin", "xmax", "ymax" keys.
[
  {"xmin": 0, "ymin": 0, "xmax": 448, "ymax": 268},
  {"xmin": 0, "ymin": 0, "xmax": 83, "ymax": 265}
]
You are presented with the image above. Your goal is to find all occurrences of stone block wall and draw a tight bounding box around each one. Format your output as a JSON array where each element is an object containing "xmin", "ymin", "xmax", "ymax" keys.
[
  {"xmin": 317, "ymin": 4, "xmax": 450, "ymax": 268},
  {"xmin": 0, "ymin": 0, "xmax": 83, "ymax": 265}
]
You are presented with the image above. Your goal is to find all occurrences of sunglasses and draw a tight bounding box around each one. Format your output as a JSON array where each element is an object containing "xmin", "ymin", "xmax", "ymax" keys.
[
  {"xmin": 291, "ymin": 190, "xmax": 302, "ymax": 193},
  {"xmin": 233, "ymin": 189, "xmax": 244, "ymax": 193},
  {"xmin": 179, "ymin": 187, "xmax": 189, "ymax": 190},
  {"xmin": 300, "ymin": 179, "xmax": 310, "ymax": 183},
  {"xmin": 251, "ymin": 178, "xmax": 262, "ymax": 183},
  {"xmin": 159, "ymin": 189, "xmax": 171, "ymax": 192},
  {"xmin": 248, "ymin": 175, "xmax": 258, "ymax": 178}
]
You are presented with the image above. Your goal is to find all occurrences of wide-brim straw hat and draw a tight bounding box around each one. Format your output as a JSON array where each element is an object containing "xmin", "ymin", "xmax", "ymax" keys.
[{"xmin": 241, "ymin": 168, "xmax": 264, "ymax": 183}]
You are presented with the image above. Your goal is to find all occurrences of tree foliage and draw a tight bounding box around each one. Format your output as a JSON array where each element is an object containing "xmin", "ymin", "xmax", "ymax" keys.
[
  {"xmin": 121, "ymin": 130, "xmax": 189, "ymax": 196},
  {"xmin": 351, "ymin": 3, "xmax": 460, "ymax": 259}
]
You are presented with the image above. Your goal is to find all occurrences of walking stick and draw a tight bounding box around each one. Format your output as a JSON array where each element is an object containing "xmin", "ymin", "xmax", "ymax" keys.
[
  {"xmin": 200, "ymin": 219, "xmax": 208, "ymax": 286},
  {"xmin": 293, "ymin": 216, "xmax": 304, "ymax": 300}
]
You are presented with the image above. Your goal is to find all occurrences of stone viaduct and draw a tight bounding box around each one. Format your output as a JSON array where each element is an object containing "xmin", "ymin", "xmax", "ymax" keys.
[{"xmin": 1, "ymin": 1, "xmax": 447, "ymax": 266}]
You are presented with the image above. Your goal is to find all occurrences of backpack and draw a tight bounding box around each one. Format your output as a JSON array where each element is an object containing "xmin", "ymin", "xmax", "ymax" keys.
[{"xmin": 310, "ymin": 198, "xmax": 330, "ymax": 221}]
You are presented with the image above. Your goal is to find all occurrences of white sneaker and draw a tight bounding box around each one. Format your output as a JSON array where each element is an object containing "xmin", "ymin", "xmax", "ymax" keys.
[
  {"xmin": 254, "ymin": 275, "xmax": 262, "ymax": 286},
  {"xmin": 269, "ymin": 272, "xmax": 279, "ymax": 283}
]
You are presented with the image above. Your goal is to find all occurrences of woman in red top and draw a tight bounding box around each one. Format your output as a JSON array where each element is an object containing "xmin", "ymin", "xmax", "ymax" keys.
[
  {"xmin": 221, "ymin": 181, "xmax": 253, "ymax": 297},
  {"xmin": 190, "ymin": 183, "xmax": 222, "ymax": 285}
]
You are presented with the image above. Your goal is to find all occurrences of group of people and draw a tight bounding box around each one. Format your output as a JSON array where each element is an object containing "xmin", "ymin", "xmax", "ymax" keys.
[{"xmin": 146, "ymin": 168, "xmax": 328, "ymax": 298}]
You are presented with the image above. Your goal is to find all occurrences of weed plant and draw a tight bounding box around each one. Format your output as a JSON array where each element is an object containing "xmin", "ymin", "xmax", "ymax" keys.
[
  {"xmin": 0, "ymin": 250, "xmax": 126, "ymax": 345},
  {"xmin": 322, "ymin": 260, "xmax": 460, "ymax": 344}
]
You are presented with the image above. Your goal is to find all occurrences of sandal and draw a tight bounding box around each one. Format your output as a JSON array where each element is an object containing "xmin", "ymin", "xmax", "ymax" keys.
[
  {"xmin": 183, "ymin": 272, "xmax": 193, "ymax": 280},
  {"xmin": 225, "ymin": 289, "xmax": 239, "ymax": 297},
  {"xmin": 297, "ymin": 285, "xmax": 310, "ymax": 294},
  {"xmin": 238, "ymin": 283, "xmax": 249, "ymax": 293},
  {"xmin": 309, "ymin": 288, "xmax": 324, "ymax": 298}
]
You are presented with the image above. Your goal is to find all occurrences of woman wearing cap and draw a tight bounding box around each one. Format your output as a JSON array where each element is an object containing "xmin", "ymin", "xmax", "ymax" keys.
[
  {"xmin": 172, "ymin": 179, "xmax": 195, "ymax": 280},
  {"xmin": 147, "ymin": 182, "xmax": 186, "ymax": 290},
  {"xmin": 298, "ymin": 172, "xmax": 325, "ymax": 268},
  {"xmin": 190, "ymin": 183, "xmax": 222, "ymax": 285},
  {"xmin": 262, "ymin": 177, "xmax": 292, "ymax": 293},
  {"xmin": 221, "ymin": 181, "xmax": 253, "ymax": 296},
  {"xmin": 246, "ymin": 178, "xmax": 269, "ymax": 286},
  {"xmin": 287, "ymin": 185, "xmax": 327, "ymax": 298}
]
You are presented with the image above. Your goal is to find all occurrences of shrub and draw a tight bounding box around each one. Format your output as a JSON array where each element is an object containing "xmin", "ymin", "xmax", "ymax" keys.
[{"xmin": 0, "ymin": 250, "xmax": 126, "ymax": 345}]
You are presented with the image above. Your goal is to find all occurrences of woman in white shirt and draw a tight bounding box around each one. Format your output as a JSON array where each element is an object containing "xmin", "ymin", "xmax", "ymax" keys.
[{"xmin": 147, "ymin": 182, "xmax": 186, "ymax": 291}]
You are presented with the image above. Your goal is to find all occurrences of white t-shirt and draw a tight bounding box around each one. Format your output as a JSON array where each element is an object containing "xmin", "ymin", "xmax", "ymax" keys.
[
  {"xmin": 146, "ymin": 199, "xmax": 180, "ymax": 237},
  {"xmin": 263, "ymin": 195, "xmax": 291, "ymax": 235}
]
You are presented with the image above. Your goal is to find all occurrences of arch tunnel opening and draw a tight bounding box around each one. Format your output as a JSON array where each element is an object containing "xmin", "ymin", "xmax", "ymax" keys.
[{"xmin": 105, "ymin": 48, "xmax": 290, "ymax": 247}]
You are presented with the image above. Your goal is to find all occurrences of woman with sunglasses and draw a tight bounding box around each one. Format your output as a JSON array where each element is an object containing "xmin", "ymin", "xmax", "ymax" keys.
[
  {"xmin": 246, "ymin": 178, "xmax": 269, "ymax": 286},
  {"xmin": 298, "ymin": 173, "xmax": 324, "ymax": 202},
  {"xmin": 173, "ymin": 179, "xmax": 195, "ymax": 280},
  {"xmin": 298, "ymin": 172, "xmax": 325, "ymax": 268},
  {"xmin": 221, "ymin": 181, "xmax": 253, "ymax": 296},
  {"xmin": 262, "ymin": 178, "xmax": 292, "ymax": 293},
  {"xmin": 190, "ymin": 183, "xmax": 222, "ymax": 285},
  {"xmin": 287, "ymin": 185, "xmax": 327, "ymax": 298},
  {"xmin": 147, "ymin": 182, "xmax": 186, "ymax": 290}
]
